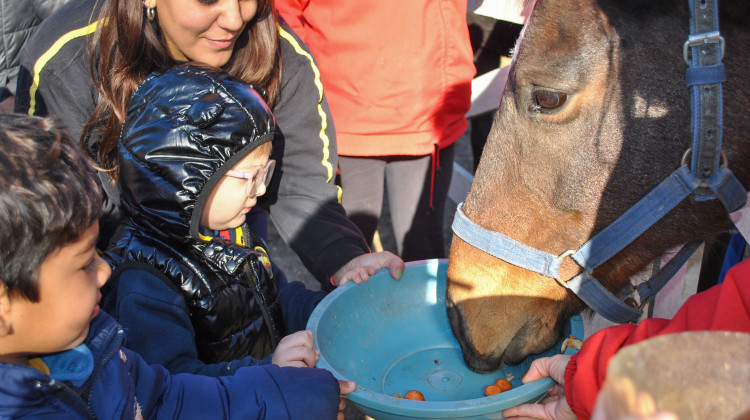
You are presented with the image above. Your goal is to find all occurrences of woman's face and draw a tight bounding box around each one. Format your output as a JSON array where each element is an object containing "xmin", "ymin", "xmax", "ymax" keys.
[{"xmin": 149, "ymin": 0, "xmax": 259, "ymax": 67}]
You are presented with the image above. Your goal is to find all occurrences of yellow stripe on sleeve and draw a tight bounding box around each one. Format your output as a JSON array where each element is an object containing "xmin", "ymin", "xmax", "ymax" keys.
[
  {"xmin": 277, "ymin": 25, "xmax": 335, "ymax": 183},
  {"xmin": 28, "ymin": 19, "xmax": 104, "ymax": 116}
]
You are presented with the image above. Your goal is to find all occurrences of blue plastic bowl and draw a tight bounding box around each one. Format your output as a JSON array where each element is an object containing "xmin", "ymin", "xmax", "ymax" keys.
[{"xmin": 307, "ymin": 259, "xmax": 583, "ymax": 420}]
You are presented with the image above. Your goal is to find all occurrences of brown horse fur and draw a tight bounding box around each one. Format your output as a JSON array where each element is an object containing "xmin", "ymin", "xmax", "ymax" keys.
[{"xmin": 447, "ymin": 0, "xmax": 750, "ymax": 373}]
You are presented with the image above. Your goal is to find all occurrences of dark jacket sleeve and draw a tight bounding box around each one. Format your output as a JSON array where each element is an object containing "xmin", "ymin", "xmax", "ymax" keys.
[
  {"xmin": 272, "ymin": 261, "xmax": 327, "ymax": 333},
  {"xmin": 125, "ymin": 347, "xmax": 342, "ymax": 420},
  {"xmin": 564, "ymin": 258, "xmax": 750, "ymax": 420},
  {"xmin": 104, "ymin": 267, "xmax": 270, "ymax": 377},
  {"xmin": 264, "ymin": 23, "xmax": 370, "ymax": 286},
  {"xmin": 14, "ymin": 0, "xmax": 99, "ymax": 137},
  {"xmin": 15, "ymin": 0, "xmax": 122, "ymax": 248}
]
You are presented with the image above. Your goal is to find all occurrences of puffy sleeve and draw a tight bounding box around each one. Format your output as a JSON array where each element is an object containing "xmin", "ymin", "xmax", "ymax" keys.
[
  {"xmin": 125, "ymin": 347, "xmax": 341, "ymax": 419},
  {"xmin": 564, "ymin": 258, "xmax": 750, "ymax": 420}
]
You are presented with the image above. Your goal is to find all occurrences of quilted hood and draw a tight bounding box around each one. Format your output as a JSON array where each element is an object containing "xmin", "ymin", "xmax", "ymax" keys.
[{"xmin": 117, "ymin": 64, "xmax": 274, "ymax": 244}]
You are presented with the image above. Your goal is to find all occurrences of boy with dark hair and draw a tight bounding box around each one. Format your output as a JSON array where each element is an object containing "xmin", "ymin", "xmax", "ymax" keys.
[{"xmin": 0, "ymin": 113, "xmax": 351, "ymax": 418}]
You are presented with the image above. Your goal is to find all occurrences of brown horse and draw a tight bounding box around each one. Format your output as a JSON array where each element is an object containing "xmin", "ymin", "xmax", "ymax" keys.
[{"xmin": 446, "ymin": 0, "xmax": 750, "ymax": 373}]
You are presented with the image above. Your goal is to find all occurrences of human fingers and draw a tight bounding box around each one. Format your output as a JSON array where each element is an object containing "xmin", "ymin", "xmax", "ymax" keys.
[
  {"xmin": 281, "ymin": 330, "xmax": 315, "ymax": 346},
  {"xmin": 522, "ymin": 354, "xmax": 571, "ymax": 385},
  {"xmin": 280, "ymin": 341, "xmax": 319, "ymax": 367},
  {"xmin": 547, "ymin": 384, "xmax": 565, "ymax": 398},
  {"xmin": 338, "ymin": 380, "xmax": 357, "ymax": 395},
  {"xmin": 272, "ymin": 331, "xmax": 318, "ymax": 366},
  {"xmin": 502, "ymin": 401, "xmax": 556, "ymax": 420},
  {"xmin": 272, "ymin": 346, "xmax": 318, "ymax": 367},
  {"xmin": 336, "ymin": 394, "xmax": 352, "ymax": 420},
  {"xmin": 380, "ymin": 252, "xmax": 405, "ymax": 280},
  {"xmin": 353, "ymin": 267, "xmax": 371, "ymax": 282},
  {"xmin": 339, "ymin": 270, "xmax": 364, "ymax": 286},
  {"xmin": 276, "ymin": 360, "xmax": 308, "ymax": 368},
  {"xmin": 503, "ymin": 393, "xmax": 576, "ymax": 420}
]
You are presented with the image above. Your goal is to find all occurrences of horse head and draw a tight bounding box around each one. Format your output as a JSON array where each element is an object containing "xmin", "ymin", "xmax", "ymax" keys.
[{"xmin": 447, "ymin": 0, "xmax": 750, "ymax": 373}]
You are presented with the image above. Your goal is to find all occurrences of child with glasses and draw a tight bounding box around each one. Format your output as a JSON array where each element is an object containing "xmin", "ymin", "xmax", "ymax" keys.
[{"xmin": 102, "ymin": 64, "xmax": 404, "ymax": 382}]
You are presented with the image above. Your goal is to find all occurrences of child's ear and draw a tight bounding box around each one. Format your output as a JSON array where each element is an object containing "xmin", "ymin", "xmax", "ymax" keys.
[{"xmin": 0, "ymin": 283, "xmax": 11, "ymax": 337}]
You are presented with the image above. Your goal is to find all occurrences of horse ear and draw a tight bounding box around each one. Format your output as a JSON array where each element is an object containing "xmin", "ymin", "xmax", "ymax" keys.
[{"xmin": 184, "ymin": 93, "xmax": 225, "ymax": 128}]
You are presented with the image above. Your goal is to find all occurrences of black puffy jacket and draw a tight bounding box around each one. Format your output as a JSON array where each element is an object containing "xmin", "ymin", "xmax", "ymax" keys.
[{"xmin": 104, "ymin": 65, "xmax": 284, "ymax": 362}]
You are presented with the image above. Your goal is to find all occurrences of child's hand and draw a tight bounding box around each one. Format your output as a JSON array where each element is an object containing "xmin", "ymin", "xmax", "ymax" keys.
[
  {"xmin": 271, "ymin": 330, "xmax": 319, "ymax": 368},
  {"xmin": 331, "ymin": 251, "xmax": 405, "ymax": 287},
  {"xmin": 337, "ymin": 380, "xmax": 357, "ymax": 420}
]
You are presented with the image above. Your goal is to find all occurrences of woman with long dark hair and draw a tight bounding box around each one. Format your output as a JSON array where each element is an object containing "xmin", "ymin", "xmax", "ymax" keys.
[{"xmin": 16, "ymin": 0, "xmax": 379, "ymax": 289}]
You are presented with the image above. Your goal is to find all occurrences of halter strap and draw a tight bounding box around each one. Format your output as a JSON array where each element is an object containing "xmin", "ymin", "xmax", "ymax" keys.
[
  {"xmin": 686, "ymin": 0, "xmax": 724, "ymax": 200},
  {"xmin": 451, "ymin": 204, "xmax": 563, "ymax": 279},
  {"xmin": 453, "ymin": 203, "xmax": 642, "ymax": 323}
]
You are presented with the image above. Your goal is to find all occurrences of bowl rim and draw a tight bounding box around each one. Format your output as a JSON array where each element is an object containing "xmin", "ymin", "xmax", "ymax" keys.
[{"xmin": 307, "ymin": 259, "xmax": 583, "ymax": 416}]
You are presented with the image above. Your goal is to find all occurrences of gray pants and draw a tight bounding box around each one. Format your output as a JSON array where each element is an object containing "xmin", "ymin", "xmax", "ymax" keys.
[{"xmin": 338, "ymin": 144, "xmax": 455, "ymax": 262}]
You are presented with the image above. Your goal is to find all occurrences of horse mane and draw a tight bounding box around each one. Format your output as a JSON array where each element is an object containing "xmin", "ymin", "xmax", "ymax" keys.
[
  {"xmin": 722, "ymin": 1, "xmax": 750, "ymax": 25},
  {"xmin": 613, "ymin": 0, "xmax": 750, "ymax": 24}
]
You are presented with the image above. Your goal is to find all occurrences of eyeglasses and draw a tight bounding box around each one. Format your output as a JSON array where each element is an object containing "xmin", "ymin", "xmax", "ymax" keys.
[{"xmin": 225, "ymin": 159, "xmax": 276, "ymax": 197}]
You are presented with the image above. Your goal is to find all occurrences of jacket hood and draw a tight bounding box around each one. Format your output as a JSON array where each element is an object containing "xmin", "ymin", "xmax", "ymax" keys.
[{"xmin": 118, "ymin": 65, "xmax": 274, "ymax": 244}]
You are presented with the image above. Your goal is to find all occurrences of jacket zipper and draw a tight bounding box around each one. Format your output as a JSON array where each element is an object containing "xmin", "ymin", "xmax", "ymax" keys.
[
  {"xmin": 84, "ymin": 326, "xmax": 125, "ymax": 415},
  {"xmin": 50, "ymin": 381, "xmax": 96, "ymax": 418}
]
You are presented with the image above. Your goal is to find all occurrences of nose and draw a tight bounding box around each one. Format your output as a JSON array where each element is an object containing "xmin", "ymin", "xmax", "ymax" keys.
[
  {"xmin": 94, "ymin": 255, "xmax": 111, "ymax": 288},
  {"xmin": 253, "ymin": 182, "xmax": 267, "ymax": 198},
  {"xmin": 217, "ymin": 0, "xmax": 250, "ymax": 33}
]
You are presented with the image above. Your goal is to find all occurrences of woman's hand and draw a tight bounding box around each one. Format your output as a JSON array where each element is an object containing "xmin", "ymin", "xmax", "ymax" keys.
[
  {"xmin": 502, "ymin": 354, "xmax": 577, "ymax": 420},
  {"xmin": 271, "ymin": 330, "xmax": 319, "ymax": 368},
  {"xmin": 331, "ymin": 251, "xmax": 404, "ymax": 286}
]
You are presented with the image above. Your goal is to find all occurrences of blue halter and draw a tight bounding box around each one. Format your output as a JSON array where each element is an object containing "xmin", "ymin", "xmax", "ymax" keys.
[{"xmin": 452, "ymin": 0, "xmax": 747, "ymax": 324}]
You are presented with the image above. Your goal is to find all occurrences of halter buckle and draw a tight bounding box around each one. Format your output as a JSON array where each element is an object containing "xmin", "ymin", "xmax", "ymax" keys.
[
  {"xmin": 553, "ymin": 249, "xmax": 577, "ymax": 287},
  {"xmin": 683, "ymin": 33, "xmax": 725, "ymax": 65}
]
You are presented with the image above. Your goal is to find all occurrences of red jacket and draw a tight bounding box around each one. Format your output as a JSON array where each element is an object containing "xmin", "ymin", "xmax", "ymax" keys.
[
  {"xmin": 276, "ymin": 0, "xmax": 475, "ymax": 157},
  {"xmin": 564, "ymin": 257, "xmax": 750, "ymax": 419}
]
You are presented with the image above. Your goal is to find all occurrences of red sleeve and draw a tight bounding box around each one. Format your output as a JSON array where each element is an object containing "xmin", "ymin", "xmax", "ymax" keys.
[
  {"xmin": 275, "ymin": 0, "xmax": 309, "ymax": 38},
  {"xmin": 564, "ymin": 257, "xmax": 750, "ymax": 420}
]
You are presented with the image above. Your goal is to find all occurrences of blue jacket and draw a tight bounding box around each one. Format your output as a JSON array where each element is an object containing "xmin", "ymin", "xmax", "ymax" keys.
[
  {"xmin": 0, "ymin": 313, "xmax": 341, "ymax": 419},
  {"xmin": 104, "ymin": 262, "xmax": 326, "ymax": 376}
]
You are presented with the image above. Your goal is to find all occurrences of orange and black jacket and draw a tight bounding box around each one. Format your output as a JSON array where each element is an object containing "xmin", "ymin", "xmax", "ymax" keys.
[{"xmin": 15, "ymin": 0, "xmax": 369, "ymax": 286}]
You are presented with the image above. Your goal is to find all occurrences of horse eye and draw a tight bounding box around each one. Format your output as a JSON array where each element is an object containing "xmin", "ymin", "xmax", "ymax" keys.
[{"xmin": 533, "ymin": 90, "xmax": 567, "ymax": 111}]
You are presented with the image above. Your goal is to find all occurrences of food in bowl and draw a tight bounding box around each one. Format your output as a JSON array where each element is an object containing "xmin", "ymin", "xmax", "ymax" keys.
[{"xmin": 404, "ymin": 390, "xmax": 425, "ymax": 401}]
